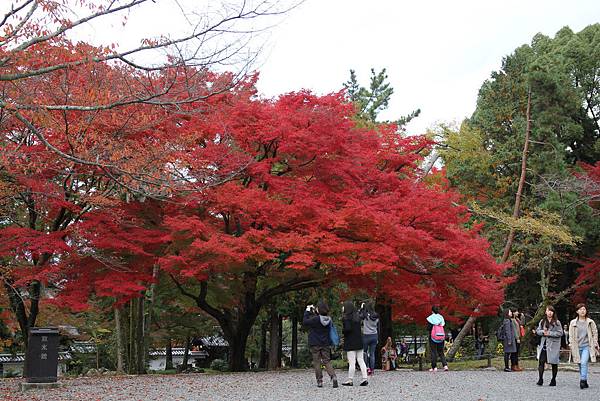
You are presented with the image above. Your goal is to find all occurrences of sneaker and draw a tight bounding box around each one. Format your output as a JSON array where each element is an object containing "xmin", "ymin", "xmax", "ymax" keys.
[
  {"xmin": 504, "ymin": 368, "xmax": 512, "ymax": 372},
  {"xmin": 367, "ymin": 368, "xmax": 373, "ymax": 376},
  {"xmin": 342, "ymin": 380, "xmax": 353, "ymax": 386},
  {"xmin": 317, "ymin": 381, "xmax": 323, "ymax": 388},
  {"xmin": 333, "ymin": 379, "xmax": 338, "ymax": 388},
  {"xmin": 359, "ymin": 380, "xmax": 369, "ymax": 386},
  {"xmin": 549, "ymin": 379, "xmax": 556, "ymax": 387},
  {"xmin": 443, "ymin": 365, "xmax": 449, "ymax": 372}
]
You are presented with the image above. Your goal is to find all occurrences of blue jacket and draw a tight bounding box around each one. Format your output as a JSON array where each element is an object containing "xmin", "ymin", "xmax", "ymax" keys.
[{"xmin": 303, "ymin": 311, "xmax": 332, "ymax": 347}]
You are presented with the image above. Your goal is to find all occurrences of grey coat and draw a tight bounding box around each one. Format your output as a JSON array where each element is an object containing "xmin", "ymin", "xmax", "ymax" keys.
[
  {"xmin": 536, "ymin": 319, "xmax": 563, "ymax": 364},
  {"xmin": 501, "ymin": 318, "xmax": 517, "ymax": 353}
]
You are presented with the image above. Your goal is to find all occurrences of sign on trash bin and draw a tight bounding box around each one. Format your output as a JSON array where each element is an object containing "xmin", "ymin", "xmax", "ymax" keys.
[{"xmin": 25, "ymin": 327, "xmax": 60, "ymax": 383}]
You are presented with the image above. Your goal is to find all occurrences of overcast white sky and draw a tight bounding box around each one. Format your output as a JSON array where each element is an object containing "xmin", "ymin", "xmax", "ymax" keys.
[
  {"xmin": 33, "ymin": 0, "xmax": 600, "ymax": 135},
  {"xmin": 255, "ymin": 0, "xmax": 600, "ymax": 134}
]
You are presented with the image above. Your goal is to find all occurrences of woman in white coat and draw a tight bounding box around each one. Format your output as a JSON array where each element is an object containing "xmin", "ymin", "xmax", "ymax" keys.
[{"xmin": 569, "ymin": 303, "xmax": 599, "ymax": 390}]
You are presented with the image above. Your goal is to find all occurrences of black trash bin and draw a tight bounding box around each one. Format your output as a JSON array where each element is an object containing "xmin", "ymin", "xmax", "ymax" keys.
[{"xmin": 25, "ymin": 327, "xmax": 60, "ymax": 383}]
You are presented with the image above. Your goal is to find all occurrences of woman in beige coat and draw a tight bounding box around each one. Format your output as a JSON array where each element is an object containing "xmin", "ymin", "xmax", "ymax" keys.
[{"xmin": 569, "ymin": 303, "xmax": 599, "ymax": 390}]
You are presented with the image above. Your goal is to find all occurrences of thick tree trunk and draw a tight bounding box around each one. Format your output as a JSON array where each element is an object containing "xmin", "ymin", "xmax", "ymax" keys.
[
  {"xmin": 128, "ymin": 299, "xmax": 134, "ymax": 372},
  {"xmin": 135, "ymin": 296, "xmax": 145, "ymax": 373},
  {"xmin": 5, "ymin": 281, "xmax": 40, "ymax": 350},
  {"xmin": 115, "ymin": 307, "xmax": 124, "ymax": 373},
  {"xmin": 165, "ymin": 339, "xmax": 173, "ymax": 370},
  {"xmin": 446, "ymin": 309, "xmax": 479, "ymax": 361},
  {"xmin": 126, "ymin": 297, "xmax": 147, "ymax": 374},
  {"xmin": 144, "ymin": 265, "xmax": 160, "ymax": 367},
  {"xmin": 224, "ymin": 320, "xmax": 254, "ymax": 371},
  {"xmin": 171, "ymin": 271, "xmax": 321, "ymax": 372},
  {"xmin": 447, "ymin": 91, "xmax": 532, "ymax": 361},
  {"xmin": 259, "ymin": 318, "xmax": 268, "ymax": 369},
  {"xmin": 268, "ymin": 306, "xmax": 280, "ymax": 370},
  {"xmin": 291, "ymin": 313, "xmax": 298, "ymax": 368},
  {"xmin": 375, "ymin": 301, "xmax": 393, "ymax": 369},
  {"xmin": 182, "ymin": 336, "xmax": 191, "ymax": 369},
  {"xmin": 278, "ymin": 314, "xmax": 283, "ymax": 366}
]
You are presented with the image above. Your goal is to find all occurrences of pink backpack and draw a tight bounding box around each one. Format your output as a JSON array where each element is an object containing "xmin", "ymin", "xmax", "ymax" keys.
[{"xmin": 431, "ymin": 324, "xmax": 445, "ymax": 343}]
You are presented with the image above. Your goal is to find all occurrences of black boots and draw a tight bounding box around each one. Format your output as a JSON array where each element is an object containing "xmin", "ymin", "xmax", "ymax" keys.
[
  {"xmin": 539, "ymin": 364, "xmax": 558, "ymax": 386},
  {"xmin": 580, "ymin": 380, "xmax": 588, "ymax": 389},
  {"xmin": 333, "ymin": 379, "xmax": 338, "ymax": 388}
]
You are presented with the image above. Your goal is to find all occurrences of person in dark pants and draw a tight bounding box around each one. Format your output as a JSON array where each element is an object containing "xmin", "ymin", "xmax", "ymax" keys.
[
  {"xmin": 498, "ymin": 309, "xmax": 517, "ymax": 372},
  {"xmin": 511, "ymin": 309, "xmax": 523, "ymax": 371},
  {"xmin": 426, "ymin": 305, "xmax": 448, "ymax": 372},
  {"xmin": 536, "ymin": 305, "xmax": 563, "ymax": 387},
  {"xmin": 303, "ymin": 301, "xmax": 338, "ymax": 388},
  {"xmin": 359, "ymin": 301, "xmax": 379, "ymax": 375}
]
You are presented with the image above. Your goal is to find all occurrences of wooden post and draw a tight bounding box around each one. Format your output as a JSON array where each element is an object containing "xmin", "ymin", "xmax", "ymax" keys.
[
  {"xmin": 115, "ymin": 307, "xmax": 124, "ymax": 373},
  {"xmin": 291, "ymin": 313, "xmax": 298, "ymax": 368},
  {"xmin": 268, "ymin": 306, "xmax": 280, "ymax": 370}
]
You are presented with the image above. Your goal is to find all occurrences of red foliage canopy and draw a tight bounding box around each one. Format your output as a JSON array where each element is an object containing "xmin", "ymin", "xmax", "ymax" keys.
[
  {"xmin": 575, "ymin": 162, "xmax": 600, "ymax": 300},
  {"xmin": 65, "ymin": 88, "xmax": 509, "ymax": 321},
  {"xmin": 1, "ymin": 38, "xmax": 507, "ymax": 325}
]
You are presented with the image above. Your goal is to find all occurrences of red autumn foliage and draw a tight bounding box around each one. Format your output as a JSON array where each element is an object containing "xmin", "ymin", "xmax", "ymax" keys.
[
  {"xmin": 575, "ymin": 162, "xmax": 600, "ymax": 300},
  {"xmin": 0, "ymin": 36, "xmax": 247, "ymax": 336},
  {"xmin": 1, "ymin": 31, "xmax": 507, "ymax": 354},
  {"xmin": 64, "ymin": 89, "xmax": 508, "ymax": 322}
]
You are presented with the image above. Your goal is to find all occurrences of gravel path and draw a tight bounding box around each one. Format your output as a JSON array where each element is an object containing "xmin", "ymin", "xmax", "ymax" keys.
[{"xmin": 2, "ymin": 367, "xmax": 599, "ymax": 401}]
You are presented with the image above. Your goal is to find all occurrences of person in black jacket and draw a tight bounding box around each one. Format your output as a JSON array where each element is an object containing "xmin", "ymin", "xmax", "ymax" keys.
[
  {"xmin": 341, "ymin": 301, "xmax": 368, "ymax": 386},
  {"xmin": 303, "ymin": 300, "xmax": 338, "ymax": 388}
]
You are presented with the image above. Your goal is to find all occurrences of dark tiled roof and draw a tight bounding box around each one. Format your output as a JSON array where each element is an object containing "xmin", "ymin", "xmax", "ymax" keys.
[
  {"xmin": 70, "ymin": 341, "xmax": 96, "ymax": 354},
  {"xmin": 149, "ymin": 348, "xmax": 185, "ymax": 356},
  {"xmin": 200, "ymin": 335, "xmax": 228, "ymax": 347},
  {"xmin": 148, "ymin": 348, "xmax": 209, "ymax": 358}
]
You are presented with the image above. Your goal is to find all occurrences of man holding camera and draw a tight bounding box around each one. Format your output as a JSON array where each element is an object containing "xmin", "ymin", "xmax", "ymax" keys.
[{"xmin": 303, "ymin": 301, "xmax": 338, "ymax": 388}]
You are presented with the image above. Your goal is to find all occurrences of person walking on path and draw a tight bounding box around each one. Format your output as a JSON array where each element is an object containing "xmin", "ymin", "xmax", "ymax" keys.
[
  {"xmin": 568, "ymin": 303, "xmax": 599, "ymax": 389},
  {"xmin": 426, "ymin": 305, "xmax": 448, "ymax": 372},
  {"xmin": 497, "ymin": 309, "xmax": 517, "ymax": 372},
  {"xmin": 536, "ymin": 305, "xmax": 563, "ymax": 387},
  {"xmin": 381, "ymin": 337, "xmax": 397, "ymax": 371},
  {"xmin": 399, "ymin": 339, "xmax": 409, "ymax": 363},
  {"xmin": 511, "ymin": 309, "xmax": 523, "ymax": 371},
  {"xmin": 303, "ymin": 301, "xmax": 338, "ymax": 388},
  {"xmin": 341, "ymin": 301, "xmax": 368, "ymax": 386},
  {"xmin": 360, "ymin": 301, "xmax": 379, "ymax": 376}
]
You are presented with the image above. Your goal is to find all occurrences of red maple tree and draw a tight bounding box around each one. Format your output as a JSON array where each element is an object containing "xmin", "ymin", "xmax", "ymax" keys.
[
  {"xmin": 0, "ymin": 36, "xmax": 245, "ymax": 346},
  {"xmin": 65, "ymin": 89, "xmax": 507, "ymax": 370},
  {"xmin": 575, "ymin": 162, "xmax": 600, "ymax": 300}
]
